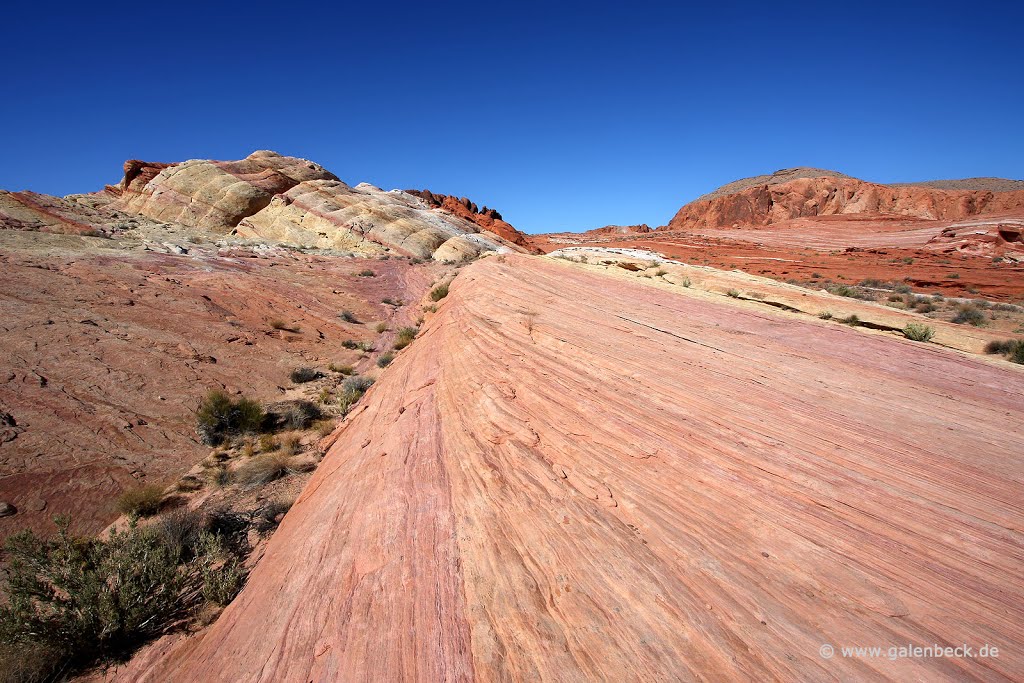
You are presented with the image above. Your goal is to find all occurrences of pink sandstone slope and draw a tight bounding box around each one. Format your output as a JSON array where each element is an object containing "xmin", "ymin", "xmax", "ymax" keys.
[{"xmin": 123, "ymin": 255, "xmax": 1024, "ymax": 682}]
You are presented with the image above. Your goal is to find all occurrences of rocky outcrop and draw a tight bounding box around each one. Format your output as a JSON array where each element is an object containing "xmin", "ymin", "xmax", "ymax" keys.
[
  {"xmin": 105, "ymin": 150, "xmax": 339, "ymax": 232},
  {"xmin": 669, "ymin": 175, "xmax": 1024, "ymax": 230},
  {"xmin": 123, "ymin": 255, "xmax": 1024, "ymax": 682},
  {"xmin": 234, "ymin": 181, "xmax": 523, "ymax": 260},
  {"xmin": 584, "ymin": 223, "xmax": 652, "ymax": 235},
  {"xmin": 405, "ymin": 189, "xmax": 536, "ymax": 250}
]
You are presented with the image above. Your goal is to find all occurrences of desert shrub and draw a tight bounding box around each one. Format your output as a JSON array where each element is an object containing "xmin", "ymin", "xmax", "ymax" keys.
[
  {"xmin": 254, "ymin": 498, "xmax": 294, "ymax": 534},
  {"xmin": 726, "ymin": 289, "xmax": 740, "ymax": 298},
  {"xmin": 212, "ymin": 466, "xmax": 234, "ymax": 487},
  {"xmin": 423, "ymin": 304, "xmax": 437, "ymax": 313},
  {"xmin": 176, "ymin": 476, "xmax": 203, "ymax": 493},
  {"xmin": 313, "ymin": 419, "xmax": 336, "ymax": 437},
  {"xmin": 339, "ymin": 310, "xmax": 360, "ymax": 323},
  {"xmin": 393, "ymin": 326, "xmax": 418, "ymax": 350},
  {"xmin": 375, "ymin": 322, "xmax": 388, "ymax": 333},
  {"xmin": 984, "ymin": 339, "xmax": 1024, "ymax": 364},
  {"xmin": 842, "ymin": 314, "xmax": 860, "ymax": 326},
  {"xmin": 376, "ymin": 352, "xmax": 395, "ymax": 368},
  {"xmin": 826, "ymin": 283, "xmax": 874, "ymax": 300},
  {"xmin": 818, "ymin": 311, "xmax": 833, "ymax": 320},
  {"xmin": 680, "ymin": 277, "xmax": 692, "ymax": 288},
  {"xmin": 0, "ymin": 519, "xmax": 190, "ymax": 677},
  {"xmin": 915, "ymin": 302, "xmax": 936, "ymax": 313},
  {"xmin": 747, "ymin": 291, "xmax": 766, "ymax": 300},
  {"xmin": 654, "ymin": 268, "xmax": 667, "ymax": 276},
  {"xmin": 903, "ymin": 323, "xmax": 935, "ymax": 342},
  {"xmin": 234, "ymin": 454, "xmax": 296, "ymax": 489},
  {"xmin": 993, "ymin": 302, "xmax": 1021, "ymax": 312},
  {"xmin": 952, "ymin": 305, "xmax": 986, "ymax": 326},
  {"xmin": 382, "ymin": 297, "xmax": 400, "ymax": 306},
  {"xmin": 0, "ymin": 640, "xmax": 63, "ymax": 683},
  {"xmin": 195, "ymin": 390, "xmax": 264, "ymax": 446},
  {"xmin": 893, "ymin": 283, "xmax": 912, "ymax": 294},
  {"xmin": 946, "ymin": 273, "xmax": 960, "ymax": 279},
  {"xmin": 357, "ymin": 269, "xmax": 376, "ymax": 277},
  {"xmin": 280, "ymin": 434, "xmax": 301, "ymax": 456},
  {"xmin": 197, "ymin": 534, "xmax": 246, "ymax": 607},
  {"xmin": 356, "ymin": 340, "xmax": 374, "ymax": 352},
  {"xmin": 154, "ymin": 508, "xmax": 205, "ymax": 561},
  {"xmin": 329, "ymin": 363, "xmax": 354, "ymax": 375},
  {"xmin": 888, "ymin": 293, "xmax": 903, "ymax": 302},
  {"xmin": 338, "ymin": 375, "xmax": 374, "ymax": 415},
  {"xmin": 289, "ymin": 367, "xmax": 321, "ymax": 384},
  {"xmin": 258, "ymin": 434, "xmax": 278, "ymax": 452},
  {"xmin": 342, "ymin": 339, "xmax": 359, "ymax": 349},
  {"xmin": 264, "ymin": 400, "xmax": 321, "ymax": 431},
  {"xmin": 269, "ymin": 319, "xmax": 300, "ymax": 332},
  {"xmin": 430, "ymin": 283, "xmax": 449, "ymax": 301},
  {"xmin": 116, "ymin": 484, "xmax": 165, "ymax": 518}
]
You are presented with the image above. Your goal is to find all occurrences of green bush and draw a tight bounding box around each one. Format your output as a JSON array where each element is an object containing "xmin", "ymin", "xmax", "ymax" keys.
[
  {"xmin": 0, "ymin": 519, "xmax": 189, "ymax": 676},
  {"xmin": 376, "ymin": 352, "xmax": 395, "ymax": 368},
  {"xmin": 952, "ymin": 305, "xmax": 986, "ymax": 326},
  {"xmin": 195, "ymin": 390, "xmax": 264, "ymax": 446},
  {"xmin": 726, "ymin": 289, "xmax": 740, "ymax": 298},
  {"xmin": 903, "ymin": 323, "xmax": 935, "ymax": 342},
  {"xmin": 357, "ymin": 269, "xmax": 376, "ymax": 277},
  {"xmin": 984, "ymin": 339, "xmax": 1024, "ymax": 364},
  {"xmin": 116, "ymin": 484, "xmax": 165, "ymax": 518},
  {"xmin": 430, "ymin": 283, "xmax": 449, "ymax": 301},
  {"xmin": 339, "ymin": 310, "xmax": 360, "ymax": 323},
  {"xmin": 338, "ymin": 375, "xmax": 374, "ymax": 415},
  {"xmin": 393, "ymin": 326, "xmax": 418, "ymax": 350},
  {"xmin": 289, "ymin": 367, "xmax": 321, "ymax": 384}
]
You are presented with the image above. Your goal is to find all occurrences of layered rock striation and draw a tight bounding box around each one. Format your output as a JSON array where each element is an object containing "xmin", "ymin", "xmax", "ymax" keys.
[
  {"xmin": 670, "ymin": 171, "xmax": 1024, "ymax": 231},
  {"xmin": 125, "ymin": 255, "xmax": 1024, "ymax": 681}
]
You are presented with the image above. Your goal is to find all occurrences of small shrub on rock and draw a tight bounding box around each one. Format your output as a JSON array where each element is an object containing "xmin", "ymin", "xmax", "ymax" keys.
[
  {"xmin": 234, "ymin": 454, "xmax": 296, "ymax": 489},
  {"xmin": 289, "ymin": 367, "xmax": 321, "ymax": 384},
  {"xmin": 339, "ymin": 310, "xmax": 360, "ymax": 323},
  {"xmin": 430, "ymin": 283, "xmax": 449, "ymax": 301},
  {"xmin": 116, "ymin": 484, "xmax": 165, "ymax": 518},
  {"xmin": 196, "ymin": 390, "xmax": 264, "ymax": 446},
  {"xmin": 376, "ymin": 352, "xmax": 395, "ymax": 368},
  {"xmin": 393, "ymin": 326, "xmax": 418, "ymax": 350},
  {"xmin": 903, "ymin": 323, "xmax": 935, "ymax": 342}
]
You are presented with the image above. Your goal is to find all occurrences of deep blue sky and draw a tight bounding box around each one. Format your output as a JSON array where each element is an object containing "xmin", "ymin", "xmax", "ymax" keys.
[{"xmin": 2, "ymin": 1, "xmax": 1021, "ymax": 233}]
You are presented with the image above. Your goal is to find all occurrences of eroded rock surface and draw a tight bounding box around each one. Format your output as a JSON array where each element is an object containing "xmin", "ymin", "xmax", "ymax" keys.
[
  {"xmin": 0, "ymin": 231, "xmax": 438, "ymax": 539},
  {"xmin": 670, "ymin": 175, "xmax": 1024, "ymax": 230},
  {"xmin": 125, "ymin": 255, "xmax": 1024, "ymax": 681}
]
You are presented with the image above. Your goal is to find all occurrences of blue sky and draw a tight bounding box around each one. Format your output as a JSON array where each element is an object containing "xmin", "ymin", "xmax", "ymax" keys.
[{"xmin": 2, "ymin": 0, "xmax": 1021, "ymax": 233}]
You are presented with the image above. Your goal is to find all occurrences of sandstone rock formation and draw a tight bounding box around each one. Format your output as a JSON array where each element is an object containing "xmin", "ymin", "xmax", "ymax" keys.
[
  {"xmin": 233, "ymin": 180, "xmax": 522, "ymax": 260},
  {"xmin": 405, "ymin": 189, "xmax": 535, "ymax": 250},
  {"xmin": 669, "ymin": 175, "xmax": 1024, "ymax": 231},
  {"xmin": 104, "ymin": 150, "xmax": 339, "ymax": 231},
  {"xmin": 667, "ymin": 171, "xmax": 1024, "ymax": 232},
  {"xmin": 584, "ymin": 223, "xmax": 652, "ymax": 235},
  {"xmin": 122, "ymin": 255, "xmax": 1024, "ymax": 681}
]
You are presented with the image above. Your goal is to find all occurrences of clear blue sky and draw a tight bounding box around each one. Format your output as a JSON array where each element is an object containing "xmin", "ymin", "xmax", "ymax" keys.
[{"xmin": 2, "ymin": 0, "xmax": 1021, "ymax": 233}]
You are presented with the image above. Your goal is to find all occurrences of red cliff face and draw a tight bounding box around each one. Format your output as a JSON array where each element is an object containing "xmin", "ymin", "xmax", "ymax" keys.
[
  {"xmin": 668, "ymin": 176, "xmax": 1024, "ymax": 230},
  {"xmin": 406, "ymin": 189, "xmax": 536, "ymax": 250}
]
